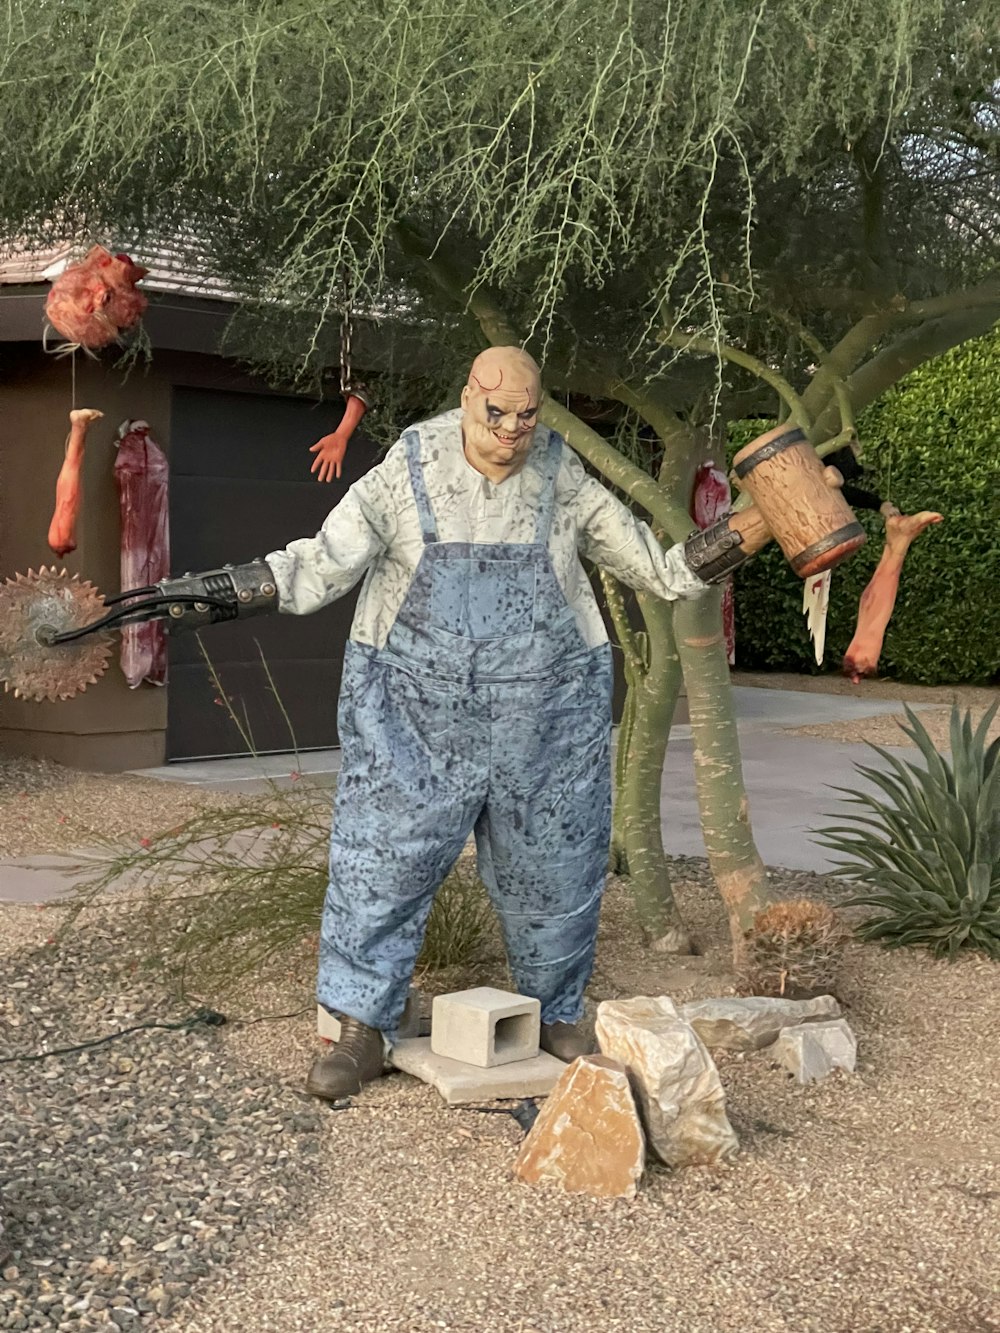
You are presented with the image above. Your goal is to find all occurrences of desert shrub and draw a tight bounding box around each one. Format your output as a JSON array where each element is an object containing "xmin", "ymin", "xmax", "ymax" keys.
[
  {"xmin": 416, "ymin": 862, "xmax": 498, "ymax": 971},
  {"xmin": 72, "ymin": 794, "xmax": 497, "ymax": 993},
  {"xmin": 818, "ymin": 704, "xmax": 1000, "ymax": 960},
  {"xmin": 69, "ymin": 648, "xmax": 501, "ymax": 992},
  {"xmin": 740, "ymin": 899, "xmax": 847, "ymax": 998}
]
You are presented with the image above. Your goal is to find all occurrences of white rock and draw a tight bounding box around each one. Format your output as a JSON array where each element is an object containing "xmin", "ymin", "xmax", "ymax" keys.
[
  {"xmin": 773, "ymin": 1018, "xmax": 857, "ymax": 1084},
  {"xmin": 679, "ymin": 995, "xmax": 841, "ymax": 1052},
  {"xmin": 595, "ymin": 996, "xmax": 738, "ymax": 1168}
]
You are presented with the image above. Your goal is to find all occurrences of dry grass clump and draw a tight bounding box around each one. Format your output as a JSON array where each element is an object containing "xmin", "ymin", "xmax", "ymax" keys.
[
  {"xmin": 66, "ymin": 784, "xmax": 498, "ymax": 997},
  {"xmin": 740, "ymin": 898, "xmax": 847, "ymax": 999},
  {"xmin": 416, "ymin": 862, "xmax": 499, "ymax": 971}
]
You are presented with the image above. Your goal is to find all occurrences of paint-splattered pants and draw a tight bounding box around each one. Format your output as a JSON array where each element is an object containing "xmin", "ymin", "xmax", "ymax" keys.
[{"xmin": 317, "ymin": 429, "xmax": 613, "ymax": 1035}]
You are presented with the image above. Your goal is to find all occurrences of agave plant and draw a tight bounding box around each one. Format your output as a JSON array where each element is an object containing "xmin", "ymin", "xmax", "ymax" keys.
[{"xmin": 818, "ymin": 703, "xmax": 1000, "ymax": 960}]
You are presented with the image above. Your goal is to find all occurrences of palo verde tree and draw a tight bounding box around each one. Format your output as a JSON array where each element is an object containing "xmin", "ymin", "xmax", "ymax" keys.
[{"xmin": 1, "ymin": 0, "xmax": 997, "ymax": 953}]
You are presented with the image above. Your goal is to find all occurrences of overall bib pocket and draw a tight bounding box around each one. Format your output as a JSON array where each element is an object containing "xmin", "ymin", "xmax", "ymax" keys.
[{"xmin": 429, "ymin": 557, "xmax": 537, "ymax": 638}]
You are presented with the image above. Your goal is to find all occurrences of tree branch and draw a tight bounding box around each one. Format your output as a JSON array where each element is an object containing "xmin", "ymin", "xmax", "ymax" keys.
[
  {"xmin": 810, "ymin": 303, "xmax": 1000, "ymax": 441},
  {"xmin": 538, "ymin": 397, "xmax": 695, "ymax": 542},
  {"xmin": 799, "ymin": 310, "xmax": 897, "ymax": 421},
  {"xmin": 899, "ymin": 278, "xmax": 1000, "ymax": 323},
  {"xmin": 801, "ymin": 277, "xmax": 1000, "ymax": 423},
  {"xmin": 658, "ymin": 329, "xmax": 810, "ymax": 431},
  {"xmin": 772, "ymin": 312, "xmax": 857, "ymax": 446},
  {"xmin": 599, "ymin": 569, "xmax": 643, "ymax": 676}
]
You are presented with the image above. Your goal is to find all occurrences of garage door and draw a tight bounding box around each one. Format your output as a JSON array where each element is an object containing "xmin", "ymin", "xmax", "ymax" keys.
[{"xmin": 167, "ymin": 385, "xmax": 379, "ymax": 760}]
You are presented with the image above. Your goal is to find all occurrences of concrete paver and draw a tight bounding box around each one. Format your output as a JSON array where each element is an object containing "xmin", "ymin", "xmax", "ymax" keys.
[
  {"xmin": 0, "ymin": 851, "xmax": 112, "ymax": 905},
  {"xmin": 2, "ymin": 686, "xmax": 930, "ymax": 902}
]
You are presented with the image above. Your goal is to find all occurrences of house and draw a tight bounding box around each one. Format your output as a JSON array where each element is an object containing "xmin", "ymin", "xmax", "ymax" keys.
[{"xmin": 0, "ymin": 242, "xmax": 390, "ymax": 771}]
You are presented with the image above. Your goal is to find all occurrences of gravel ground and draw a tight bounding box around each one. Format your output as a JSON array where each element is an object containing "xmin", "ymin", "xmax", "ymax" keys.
[
  {"xmin": 0, "ymin": 757, "xmax": 239, "ymax": 860},
  {"xmin": 1, "ymin": 910, "xmax": 324, "ymax": 1332},
  {"xmin": 2, "ymin": 726, "xmax": 999, "ymax": 1332},
  {"xmin": 785, "ymin": 704, "xmax": 1000, "ymax": 751}
]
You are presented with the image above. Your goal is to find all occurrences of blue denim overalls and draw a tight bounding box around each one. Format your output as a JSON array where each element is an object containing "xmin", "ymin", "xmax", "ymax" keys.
[{"xmin": 317, "ymin": 427, "xmax": 612, "ymax": 1035}]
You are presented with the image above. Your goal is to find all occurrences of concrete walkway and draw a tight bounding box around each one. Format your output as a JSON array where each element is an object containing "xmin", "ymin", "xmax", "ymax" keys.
[
  {"xmin": 128, "ymin": 686, "xmax": 925, "ymax": 873},
  {"xmin": 1, "ymin": 687, "xmax": 926, "ymax": 904}
]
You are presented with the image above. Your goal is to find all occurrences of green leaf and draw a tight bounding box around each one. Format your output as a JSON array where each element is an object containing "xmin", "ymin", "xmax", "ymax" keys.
[
  {"xmin": 967, "ymin": 863, "xmax": 993, "ymax": 912},
  {"xmin": 823, "ymin": 705, "xmax": 1000, "ymax": 961}
]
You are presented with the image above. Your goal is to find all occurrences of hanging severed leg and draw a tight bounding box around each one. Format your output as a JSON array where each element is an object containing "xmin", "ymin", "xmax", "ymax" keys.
[{"xmin": 842, "ymin": 506, "xmax": 943, "ymax": 684}]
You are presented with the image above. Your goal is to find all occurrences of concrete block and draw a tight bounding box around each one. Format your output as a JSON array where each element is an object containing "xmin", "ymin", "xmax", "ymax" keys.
[
  {"xmin": 391, "ymin": 1038, "xmax": 564, "ymax": 1106},
  {"xmin": 431, "ymin": 987, "xmax": 540, "ymax": 1068},
  {"xmin": 317, "ymin": 989, "xmax": 425, "ymax": 1043}
]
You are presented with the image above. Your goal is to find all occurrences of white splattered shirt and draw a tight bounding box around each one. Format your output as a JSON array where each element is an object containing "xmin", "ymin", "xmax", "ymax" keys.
[{"xmin": 266, "ymin": 409, "xmax": 707, "ymax": 648}]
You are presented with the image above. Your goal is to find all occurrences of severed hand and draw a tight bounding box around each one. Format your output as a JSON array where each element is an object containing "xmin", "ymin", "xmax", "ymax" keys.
[{"xmin": 309, "ymin": 431, "xmax": 348, "ymax": 483}]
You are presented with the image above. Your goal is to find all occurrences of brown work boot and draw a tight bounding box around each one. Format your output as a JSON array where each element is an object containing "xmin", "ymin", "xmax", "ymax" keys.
[
  {"xmin": 539, "ymin": 1020, "xmax": 596, "ymax": 1063},
  {"xmin": 305, "ymin": 1017, "xmax": 386, "ymax": 1101}
]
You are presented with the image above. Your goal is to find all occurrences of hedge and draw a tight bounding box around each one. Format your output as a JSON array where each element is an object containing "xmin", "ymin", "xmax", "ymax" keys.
[{"xmin": 729, "ymin": 329, "xmax": 1000, "ymax": 685}]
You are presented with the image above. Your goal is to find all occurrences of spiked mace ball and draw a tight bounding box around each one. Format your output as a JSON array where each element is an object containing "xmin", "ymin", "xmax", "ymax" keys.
[{"xmin": 0, "ymin": 567, "xmax": 113, "ymax": 701}]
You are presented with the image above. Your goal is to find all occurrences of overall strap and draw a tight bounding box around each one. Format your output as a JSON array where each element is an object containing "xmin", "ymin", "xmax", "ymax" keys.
[
  {"xmin": 403, "ymin": 429, "xmax": 438, "ymax": 544},
  {"xmin": 533, "ymin": 430, "xmax": 563, "ymax": 545}
]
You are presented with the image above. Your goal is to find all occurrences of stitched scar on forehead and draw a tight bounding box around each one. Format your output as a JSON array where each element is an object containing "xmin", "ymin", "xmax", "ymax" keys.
[
  {"xmin": 470, "ymin": 368, "xmax": 504, "ymax": 393},
  {"xmin": 470, "ymin": 370, "xmax": 534, "ymax": 410}
]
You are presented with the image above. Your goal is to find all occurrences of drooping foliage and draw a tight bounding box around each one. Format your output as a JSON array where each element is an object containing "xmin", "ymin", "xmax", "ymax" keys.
[{"xmin": 1, "ymin": 0, "xmax": 997, "ymax": 401}]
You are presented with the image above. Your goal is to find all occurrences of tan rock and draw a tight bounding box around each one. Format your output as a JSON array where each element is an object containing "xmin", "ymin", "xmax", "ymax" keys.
[
  {"xmin": 596, "ymin": 996, "xmax": 738, "ymax": 1168},
  {"xmin": 679, "ymin": 995, "xmax": 841, "ymax": 1052},
  {"xmin": 513, "ymin": 1054, "xmax": 645, "ymax": 1199}
]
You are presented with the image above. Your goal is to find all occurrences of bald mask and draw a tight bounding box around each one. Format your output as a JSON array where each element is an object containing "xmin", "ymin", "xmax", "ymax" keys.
[{"xmin": 460, "ymin": 347, "xmax": 542, "ymax": 479}]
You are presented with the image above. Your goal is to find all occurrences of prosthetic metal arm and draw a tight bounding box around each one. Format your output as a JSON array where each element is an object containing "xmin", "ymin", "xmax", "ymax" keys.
[
  {"xmin": 681, "ymin": 518, "xmax": 751, "ymax": 585},
  {"xmin": 0, "ymin": 561, "xmax": 280, "ymax": 703},
  {"xmin": 47, "ymin": 560, "xmax": 280, "ymax": 645}
]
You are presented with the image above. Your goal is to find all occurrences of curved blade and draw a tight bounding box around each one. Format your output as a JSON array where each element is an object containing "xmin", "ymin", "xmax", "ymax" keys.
[
  {"xmin": 802, "ymin": 569, "xmax": 832, "ymax": 666},
  {"xmin": 0, "ymin": 567, "xmax": 113, "ymax": 702}
]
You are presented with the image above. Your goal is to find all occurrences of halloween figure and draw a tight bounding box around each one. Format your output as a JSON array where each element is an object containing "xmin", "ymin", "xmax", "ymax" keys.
[
  {"xmin": 0, "ymin": 348, "xmax": 792, "ymax": 1100},
  {"xmin": 269, "ymin": 347, "xmax": 733, "ymax": 1100}
]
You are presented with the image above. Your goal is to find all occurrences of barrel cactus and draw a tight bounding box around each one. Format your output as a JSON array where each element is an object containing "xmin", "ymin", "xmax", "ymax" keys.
[
  {"xmin": 740, "ymin": 899, "xmax": 847, "ymax": 998},
  {"xmin": 819, "ymin": 704, "xmax": 1000, "ymax": 960}
]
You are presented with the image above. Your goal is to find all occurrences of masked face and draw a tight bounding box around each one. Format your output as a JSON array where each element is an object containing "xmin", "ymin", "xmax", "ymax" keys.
[{"xmin": 461, "ymin": 347, "xmax": 541, "ymax": 480}]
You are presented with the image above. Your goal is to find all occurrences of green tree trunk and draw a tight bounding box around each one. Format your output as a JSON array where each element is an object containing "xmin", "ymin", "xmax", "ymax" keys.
[
  {"xmin": 674, "ymin": 590, "xmax": 769, "ymax": 951},
  {"xmin": 601, "ymin": 568, "xmax": 691, "ymax": 949},
  {"xmin": 609, "ymin": 635, "xmax": 640, "ymax": 877},
  {"xmin": 616, "ymin": 591, "xmax": 693, "ymax": 953}
]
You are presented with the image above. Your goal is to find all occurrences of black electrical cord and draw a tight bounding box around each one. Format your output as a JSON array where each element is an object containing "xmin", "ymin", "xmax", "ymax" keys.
[
  {"xmin": 465, "ymin": 1099, "xmax": 540, "ymax": 1132},
  {"xmin": 0, "ymin": 1007, "xmax": 226, "ymax": 1064},
  {"xmin": 99, "ymin": 585, "xmax": 157, "ymax": 606},
  {"xmin": 0, "ymin": 1004, "xmax": 313, "ymax": 1066}
]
